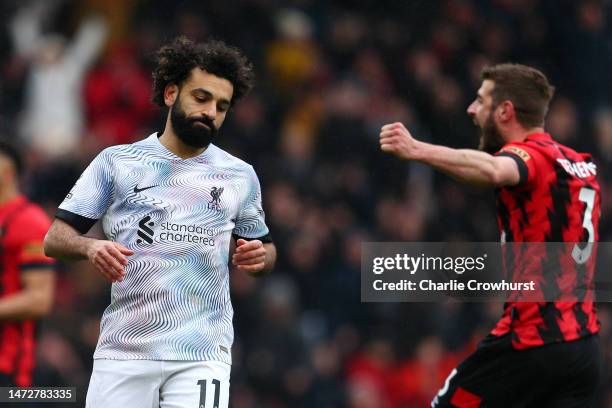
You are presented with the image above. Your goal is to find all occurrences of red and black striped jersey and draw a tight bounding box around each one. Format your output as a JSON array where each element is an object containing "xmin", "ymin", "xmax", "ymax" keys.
[
  {"xmin": 492, "ymin": 132, "xmax": 600, "ymax": 349},
  {"xmin": 0, "ymin": 196, "xmax": 55, "ymax": 386}
]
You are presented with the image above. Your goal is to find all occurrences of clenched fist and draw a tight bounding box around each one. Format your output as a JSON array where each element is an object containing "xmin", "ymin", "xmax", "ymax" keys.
[
  {"xmin": 379, "ymin": 122, "xmax": 420, "ymax": 161},
  {"xmin": 232, "ymin": 239, "xmax": 267, "ymax": 274}
]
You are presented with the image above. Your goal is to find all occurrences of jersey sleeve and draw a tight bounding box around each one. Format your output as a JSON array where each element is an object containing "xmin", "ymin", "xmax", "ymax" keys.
[
  {"xmin": 496, "ymin": 144, "xmax": 541, "ymax": 189},
  {"xmin": 14, "ymin": 208, "xmax": 55, "ymax": 271},
  {"xmin": 233, "ymin": 166, "xmax": 272, "ymax": 243},
  {"xmin": 56, "ymin": 149, "xmax": 114, "ymax": 233}
]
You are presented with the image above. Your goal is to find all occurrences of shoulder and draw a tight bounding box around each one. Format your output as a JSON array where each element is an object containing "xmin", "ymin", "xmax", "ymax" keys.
[
  {"xmin": 498, "ymin": 143, "xmax": 534, "ymax": 161},
  {"xmin": 102, "ymin": 138, "xmax": 150, "ymax": 157},
  {"xmin": 92, "ymin": 145, "xmax": 131, "ymax": 164},
  {"xmin": 517, "ymin": 138, "xmax": 590, "ymax": 164},
  {"xmin": 499, "ymin": 139, "xmax": 552, "ymax": 165},
  {"xmin": 11, "ymin": 203, "xmax": 51, "ymax": 238},
  {"xmin": 208, "ymin": 144, "xmax": 254, "ymax": 173},
  {"xmin": 552, "ymin": 141, "xmax": 592, "ymax": 161},
  {"xmin": 94, "ymin": 137, "xmax": 155, "ymax": 166}
]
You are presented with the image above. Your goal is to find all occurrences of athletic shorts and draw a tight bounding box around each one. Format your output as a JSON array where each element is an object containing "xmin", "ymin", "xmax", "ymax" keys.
[
  {"xmin": 86, "ymin": 359, "xmax": 230, "ymax": 408},
  {"xmin": 431, "ymin": 334, "xmax": 601, "ymax": 408}
]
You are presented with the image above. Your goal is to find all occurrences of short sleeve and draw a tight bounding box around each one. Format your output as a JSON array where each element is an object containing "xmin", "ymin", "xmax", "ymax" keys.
[
  {"xmin": 56, "ymin": 149, "xmax": 114, "ymax": 233},
  {"xmin": 14, "ymin": 208, "xmax": 55, "ymax": 270},
  {"xmin": 496, "ymin": 144, "xmax": 540, "ymax": 188},
  {"xmin": 232, "ymin": 166, "xmax": 271, "ymax": 243}
]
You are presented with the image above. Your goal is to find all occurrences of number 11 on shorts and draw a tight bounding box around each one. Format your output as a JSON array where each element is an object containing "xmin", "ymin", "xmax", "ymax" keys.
[{"xmin": 197, "ymin": 379, "xmax": 221, "ymax": 408}]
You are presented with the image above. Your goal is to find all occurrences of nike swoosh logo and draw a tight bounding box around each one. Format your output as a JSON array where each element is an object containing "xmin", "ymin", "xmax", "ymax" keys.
[{"xmin": 134, "ymin": 184, "xmax": 158, "ymax": 193}]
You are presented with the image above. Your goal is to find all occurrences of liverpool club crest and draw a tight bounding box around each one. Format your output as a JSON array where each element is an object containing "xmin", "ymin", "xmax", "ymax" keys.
[{"xmin": 208, "ymin": 187, "xmax": 224, "ymax": 211}]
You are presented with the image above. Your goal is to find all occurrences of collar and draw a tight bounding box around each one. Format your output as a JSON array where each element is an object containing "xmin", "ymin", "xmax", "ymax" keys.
[
  {"xmin": 524, "ymin": 132, "xmax": 552, "ymax": 142},
  {"xmin": 150, "ymin": 133, "xmax": 214, "ymax": 162}
]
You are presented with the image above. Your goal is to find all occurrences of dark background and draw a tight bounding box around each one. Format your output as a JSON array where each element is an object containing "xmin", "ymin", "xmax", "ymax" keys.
[{"xmin": 1, "ymin": 0, "xmax": 612, "ymax": 406}]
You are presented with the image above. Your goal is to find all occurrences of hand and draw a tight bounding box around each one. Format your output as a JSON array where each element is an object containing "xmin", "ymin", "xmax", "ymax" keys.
[
  {"xmin": 86, "ymin": 240, "xmax": 134, "ymax": 283},
  {"xmin": 380, "ymin": 122, "xmax": 420, "ymax": 160},
  {"xmin": 232, "ymin": 239, "xmax": 266, "ymax": 273}
]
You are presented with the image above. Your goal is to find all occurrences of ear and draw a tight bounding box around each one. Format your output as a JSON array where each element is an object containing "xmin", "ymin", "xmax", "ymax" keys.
[
  {"xmin": 497, "ymin": 101, "xmax": 515, "ymax": 123},
  {"xmin": 0, "ymin": 157, "xmax": 15, "ymax": 184},
  {"xmin": 164, "ymin": 83, "xmax": 179, "ymax": 107}
]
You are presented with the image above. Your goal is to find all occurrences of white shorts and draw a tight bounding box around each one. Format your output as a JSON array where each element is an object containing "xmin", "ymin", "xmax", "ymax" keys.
[{"xmin": 86, "ymin": 359, "xmax": 230, "ymax": 408}]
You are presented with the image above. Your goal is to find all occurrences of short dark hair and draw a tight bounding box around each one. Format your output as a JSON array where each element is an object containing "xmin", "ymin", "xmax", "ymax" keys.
[
  {"xmin": 481, "ymin": 63, "xmax": 555, "ymax": 128},
  {"xmin": 0, "ymin": 139, "xmax": 23, "ymax": 176},
  {"xmin": 151, "ymin": 37, "xmax": 255, "ymax": 107}
]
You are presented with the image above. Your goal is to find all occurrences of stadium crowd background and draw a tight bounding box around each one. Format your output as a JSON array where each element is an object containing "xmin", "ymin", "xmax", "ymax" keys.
[{"xmin": 1, "ymin": 0, "xmax": 612, "ymax": 406}]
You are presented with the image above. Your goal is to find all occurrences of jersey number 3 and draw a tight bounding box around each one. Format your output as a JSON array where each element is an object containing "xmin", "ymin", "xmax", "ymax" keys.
[{"xmin": 573, "ymin": 187, "xmax": 596, "ymax": 264}]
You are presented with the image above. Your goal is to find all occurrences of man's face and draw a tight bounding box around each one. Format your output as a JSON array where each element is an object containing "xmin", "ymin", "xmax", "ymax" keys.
[
  {"xmin": 168, "ymin": 68, "xmax": 234, "ymax": 149},
  {"xmin": 467, "ymin": 79, "xmax": 506, "ymax": 153},
  {"xmin": 0, "ymin": 154, "xmax": 14, "ymax": 189}
]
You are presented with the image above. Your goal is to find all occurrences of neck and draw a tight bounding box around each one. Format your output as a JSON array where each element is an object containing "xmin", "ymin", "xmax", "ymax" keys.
[
  {"xmin": 0, "ymin": 185, "xmax": 19, "ymax": 206},
  {"xmin": 503, "ymin": 125, "xmax": 545, "ymax": 143},
  {"xmin": 158, "ymin": 115, "xmax": 208, "ymax": 159}
]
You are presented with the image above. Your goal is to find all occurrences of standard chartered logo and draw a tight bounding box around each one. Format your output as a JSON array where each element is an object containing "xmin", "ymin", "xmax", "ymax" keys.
[
  {"xmin": 137, "ymin": 216, "xmax": 155, "ymax": 244},
  {"xmin": 159, "ymin": 221, "xmax": 215, "ymax": 246},
  {"xmin": 136, "ymin": 216, "xmax": 216, "ymax": 246}
]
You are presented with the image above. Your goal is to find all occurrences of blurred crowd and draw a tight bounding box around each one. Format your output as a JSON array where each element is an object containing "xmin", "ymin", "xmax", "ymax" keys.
[{"xmin": 1, "ymin": 0, "xmax": 612, "ymax": 406}]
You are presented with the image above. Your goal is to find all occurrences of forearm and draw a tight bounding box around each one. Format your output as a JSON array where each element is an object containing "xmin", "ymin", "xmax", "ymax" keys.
[
  {"xmin": 415, "ymin": 142, "xmax": 502, "ymax": 187},
  {"xmin": 262, "ymin": 243, "xmax": 277, "ymax": 273},
  {"xmin": 250, "ymin": 243, "xmax": 276, "ymax": 277},
  {"xmin": 68, "ymin": 16, "xmax": 107, "ymax": 72},
  {"xmin": 46, "ymin": 220, "xmax": 132, "ymax": 282},
  {"xmin": 44, "ymin": 220, "xmax": 94, "ymax": 260},
  {"xmin": 0, "ymin": 289, "xmax": 51, "ymax": 320}
]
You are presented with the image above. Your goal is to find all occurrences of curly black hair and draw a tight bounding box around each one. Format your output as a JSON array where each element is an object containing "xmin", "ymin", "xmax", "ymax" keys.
[{"xmin": 151, "ymin": 37, "xmax": 255, "ymax": 108}]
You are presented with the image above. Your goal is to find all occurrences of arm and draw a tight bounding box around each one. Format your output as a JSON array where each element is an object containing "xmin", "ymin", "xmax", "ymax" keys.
[
  {"xmin": 232, "ymin": 239, "xmax": 276, "ymax": 277},
  {"xmin": 380, "ymin": 122, "xmax": 521, "ymax": 188},
  {"xmin": 232, "ymin": 165, "xmax": 275, "ymax": 277},
  {"xmin": 65, "ymin": 15, "xmax": 108, "ymax": 75},
  {"xmin": 0, "ymin": 269, "xmax": 54, "ymax": 320},
  {"xmin": 44, "ymin": 219, "xmax": 133, "ymax": 282},
  {"xmin": 9, "ymin": 2, "xmax": 48, "ymax": 58}
]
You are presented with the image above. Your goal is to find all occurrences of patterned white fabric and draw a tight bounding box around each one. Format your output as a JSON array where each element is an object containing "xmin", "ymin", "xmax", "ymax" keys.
[{"xmin": 59, "ymin": 134, "xmax": 269, "ymax": 363}]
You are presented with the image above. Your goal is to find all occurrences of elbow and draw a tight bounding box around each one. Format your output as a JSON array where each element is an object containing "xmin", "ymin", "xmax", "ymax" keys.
[
  {"xmin": 30, "ymin": 290, "xmax": 54, "ymax": 319},
  {"xmin": 489, "ymin": 171, "xmax": 504, "ymax": 187},
  {"xmin": 21, "ymin": 295, "xmax": 53, "ymax": 320},
  {"xmin": 30, "ymin": 302, "xmax": 52, "ymax": 319},
  {"xmin": 43, "ymin": 233, "xmax": 54, "ymax": 258},
  {"xmin": 38, "ymin": 300, "xmax": 53, "ymax": 317},
  {"xmin": 485, "ymin": 168, "xmax": 508, "ymax": 188},
  {"xmin": 43, "ymin": 228, "xmax": 61, "ymax": 259},
  {"xmin": 487, "ymin": 158, "xmax": 520, "ymax": 188}
]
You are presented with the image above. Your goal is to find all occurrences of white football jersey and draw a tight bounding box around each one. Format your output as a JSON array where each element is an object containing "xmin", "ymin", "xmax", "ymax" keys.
[{"xmin": 58, "ymin": 133, "xmax": 270, "ymax": 363}]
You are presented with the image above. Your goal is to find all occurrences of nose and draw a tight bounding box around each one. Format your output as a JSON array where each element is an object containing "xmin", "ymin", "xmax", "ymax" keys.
[
  {"xmin": 202, "ymin": 101, "xmax": 217, "ymax": 119},
  {"xmin": 466, "ymin": 101, "xmax": 476, "ymax": 116}
]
